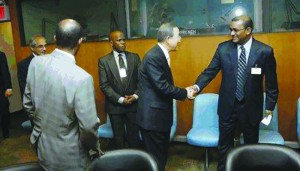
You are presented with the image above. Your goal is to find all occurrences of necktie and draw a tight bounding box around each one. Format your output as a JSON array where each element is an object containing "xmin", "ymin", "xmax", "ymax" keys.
[
  {"xmin": 235, "ymin": 46, "xmax": 247, "ymax": 101},
  {"xmin": 118, "ymin": 53, "xmax": 127, "ymax": 85}
]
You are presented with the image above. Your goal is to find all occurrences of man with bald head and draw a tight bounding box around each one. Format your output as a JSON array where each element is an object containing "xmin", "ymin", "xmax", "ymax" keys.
[
  {"xmin": 23, "ymin": 19, "xmax": 102, "ymax": 170},
  {"xmin": 98, "ymin": 30, "xmax": 141, "ymax": 149},
  {"xmin": 191, "ymin": 15, "xmax": 278, "ymax": 171}
]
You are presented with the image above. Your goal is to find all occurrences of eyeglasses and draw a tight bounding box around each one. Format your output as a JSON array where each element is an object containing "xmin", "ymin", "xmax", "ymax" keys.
[
  {"xmin": 229, "ymin": 28, "xmax": 245, "ymax": 33},
  {"xmin": 35, "ymin": 45, "xmax": 47, "ymax": 49}
]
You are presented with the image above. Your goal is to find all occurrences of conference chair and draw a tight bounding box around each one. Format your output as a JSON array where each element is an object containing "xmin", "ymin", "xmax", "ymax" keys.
[
  {"xmin": 225, "ymin": 144, "xmax": 300, "ymax": 171},
  {"xmin": 240, "ymin": 93, "xmax": 284, "ymax": 145},
  {"xmin": 89, "ymin": 149, "xmax": 158, "ymax": 171},
  {"xmin": 21, "ymin": 120, "xmax": 32, "ymax": 132},
  {"xmin": 97, "ymin": 115, "xmax": 113, "ymax": 139},
  {"xmin": 186, "ymin": 93, "xmax": 219, "ymax": 171},
  {"xmin": 99, "ymin": 99, "xmax": 178, "ymax": 142},
  {"xmin": 0, "ymin": 162, "xmax": 43, "ymax": 171},
  {"xmin": 297, "ymin": 97, "xmax": 300, "ymax": 142},
  {"xmin": 170, "ymin": 99, "xmax": 177, "ymax": 141}
]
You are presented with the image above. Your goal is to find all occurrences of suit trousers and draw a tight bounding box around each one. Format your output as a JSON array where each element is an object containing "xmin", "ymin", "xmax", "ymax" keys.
[
  {"xmin": 140, "ymin": 128, "xmax": 170, "ymax": 171},
  {"xmin": 0, "ymin": 97, "xmax": 10, "ymax": 137},
  {"xmin": 108, "ymin": 112, "xmax": 140, "ymax": 149},
  {"xmin": 217, "ymin": 98, "xmax": 259, "ymax": 171}
]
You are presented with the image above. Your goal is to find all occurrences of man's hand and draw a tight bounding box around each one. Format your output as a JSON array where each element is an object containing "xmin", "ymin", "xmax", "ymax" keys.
[
  {"xmin": 125, "ymin": 95, "xmax": 136, "ymax": 103},
  {"xmin": 185, "ymin": 86, "xmax": 197, "ymax": 100},
  {"xmin": 123, "ymin": 97, "xmax": 132, "ymax": 105},
  {"xmin": 5, "ymin": 89, "xmax": 12, "ymax": 97}
]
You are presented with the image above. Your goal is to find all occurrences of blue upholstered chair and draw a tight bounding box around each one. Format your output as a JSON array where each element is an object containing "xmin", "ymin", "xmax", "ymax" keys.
[
  {"xmin": 170, "ymin": 99, "xmax": 177, "ymax": 141},
  {"xmin": 186, "ymin": 93, "xmax": 219, "ymax": 171},
  {"xmin": 98, "ymin": 115, "xmax": 113, "ymax": 139},
  {"xmin": 240, "ymin": 93, "xmax": 284, "ymax": 145},
  {"xmin": 297, "ymin": 97, "xmax": 300, "ymax": 143},
  {"xmin": 21, "ymin": 120, "xmax": 32, "ymax": 132}
]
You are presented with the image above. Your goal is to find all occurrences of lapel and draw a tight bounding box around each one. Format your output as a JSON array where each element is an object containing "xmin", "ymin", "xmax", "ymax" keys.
[
  {"xmin": 229, "ymin": 42, "xmax": 238, "ymax": 79},
  {"xmin": 246, "ymin": 39, "xmax": 260, "ymax": 76},
  {"xmin": 107, "ymin": 52, "xmax": 123, "ymax": 85},
  {"xmin": 156, "ymin": 45, "xmax": 174, "ymax": 84},
  {"xmin": 124, "ymin": 52, "xmax": 134, "ymax": 88}
]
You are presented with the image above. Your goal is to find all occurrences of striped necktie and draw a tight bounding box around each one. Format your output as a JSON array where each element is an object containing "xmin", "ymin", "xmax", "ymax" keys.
[{"xmin": 235, "ymin": 45, "xmax": 247, "ymax": 101}]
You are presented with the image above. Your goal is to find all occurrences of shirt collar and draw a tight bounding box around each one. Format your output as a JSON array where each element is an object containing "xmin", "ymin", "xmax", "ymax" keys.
[
  {"xmin": 158, "ymin": 43, "xmax": 170, "ymax": 60},
  {"xmin": 54, "ymin": 48, "xmax": 76, "ymax": 63},
  {"xmin": 113, "ymin": 50, "xmax": 125, "ymax": 58},
  {"xmin": 238, "ymin": 36, "xmax": 252, "ymax": 52}
]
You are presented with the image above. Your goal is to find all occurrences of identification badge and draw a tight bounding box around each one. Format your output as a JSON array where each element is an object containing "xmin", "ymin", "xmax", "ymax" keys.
[
  {"xmin": 251, "ymin": 65, "xmax": 261, "ymax": 75},
  {"xmin": 119, "ymin": 68, "xmax": 127, "ymax": 78}
]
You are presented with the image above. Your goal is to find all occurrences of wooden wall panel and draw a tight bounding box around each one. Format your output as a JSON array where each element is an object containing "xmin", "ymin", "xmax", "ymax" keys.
[{"xmin": 9, "ymin": 0, "xmax": 300, "ymax": 141}]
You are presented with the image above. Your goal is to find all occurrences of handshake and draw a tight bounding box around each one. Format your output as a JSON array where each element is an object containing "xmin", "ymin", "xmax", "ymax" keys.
[{"xmin": 185, "ymin": 85, "xmax": 198, "ymax": 100}]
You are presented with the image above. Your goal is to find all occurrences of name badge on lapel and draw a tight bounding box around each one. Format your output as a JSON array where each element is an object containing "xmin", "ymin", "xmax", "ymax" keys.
[
  {"xmin": 119, "ymin": 68, "xmax": 127, "ymax": 78},
  {"xmin": 251, "ymin": 64, "xmax": 261, "ymax": 75}
]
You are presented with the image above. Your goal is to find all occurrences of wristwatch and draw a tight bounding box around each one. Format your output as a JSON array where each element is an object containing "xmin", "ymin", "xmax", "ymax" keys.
[{"xmin": 265, "ymin": 110, "xmax": 272, "ymax": 115}]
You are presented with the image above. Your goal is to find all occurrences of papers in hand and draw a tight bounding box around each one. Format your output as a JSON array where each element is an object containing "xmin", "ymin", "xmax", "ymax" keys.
[{"xmin": 261, "ymin": 115, "xmax": 272, "ymax": 126}]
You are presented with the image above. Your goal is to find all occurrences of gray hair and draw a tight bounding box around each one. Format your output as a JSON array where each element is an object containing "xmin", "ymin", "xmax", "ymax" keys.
[
  {"xmin": 157, "ymin": 23, "xmax": 177, "ymax": 42},
  {"xmin": 29, "ymin": 35, "xmax": 45, "ymax": 48}
]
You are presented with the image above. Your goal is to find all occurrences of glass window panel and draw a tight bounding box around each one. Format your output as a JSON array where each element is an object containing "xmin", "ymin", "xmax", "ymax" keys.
[
  {"xmin": 272, "ymin": 0, "xmax": 300, "ymax": 32},
  {"xmin": 19, "ymin": 0, "xmax": 120, "ymax": 44},
  {"xmin": 16, "ymin": 0, "xmax": 300, "ymax": 43}
]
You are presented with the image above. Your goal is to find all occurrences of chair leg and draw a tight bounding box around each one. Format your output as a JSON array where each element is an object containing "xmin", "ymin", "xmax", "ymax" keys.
[{"xmin": 205, "ymin": 147, "xmax": 209, "ymax": 171}]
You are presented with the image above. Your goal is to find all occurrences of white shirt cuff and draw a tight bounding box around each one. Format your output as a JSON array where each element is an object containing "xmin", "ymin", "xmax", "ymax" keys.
[
  {"xmin": 133, "ymin": 94, "xmax": 138, "ymax": 100},
  {"xmin": 118, "ymin": 97, "xmax": 125, "ymax": 104}
]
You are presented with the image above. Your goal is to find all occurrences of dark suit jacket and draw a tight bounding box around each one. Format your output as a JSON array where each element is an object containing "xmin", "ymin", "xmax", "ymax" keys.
[
  {"xmin": 0, "ymin": 51, "xmax": 12, "ymax": 105},
  {"xmin": 99, "ymin": 51, "xmax": 141, "ymax": 114},
  {"xmin": 195, "ymin": 39, "xmax": 279, "ymax": 125},
  {"xmin": 137, "ymin": 45, "xmax": 187, "ymax": 132},
  {"xmin": 17, "ymin": 54, "xmax": 34, "ymax": 96}
]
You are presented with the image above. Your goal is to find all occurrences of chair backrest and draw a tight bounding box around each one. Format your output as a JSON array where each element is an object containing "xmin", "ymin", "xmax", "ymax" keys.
[
  {"xmin": 169, "ymin": 99, "xmax": 177, "ymax": 141},
  {"xmin": 106, "ymin": 114, "xmax": 111, "ymax": 125},
  {"xmin": 0, "ymin": 162, "xmax": 43, "ymax": 171},
  {"xmin": 89, "ymin": 149, "xmax": 158, "ymax": 171},
  {"xmin": 260, "ymin": 93, "xmax": 279, "ymax": 131},
  {"xmin": 226, "ymin": 144, "xmax": 300, "ymax": 171},
  {"xmin": 172, "ymin": 99, "xmax": 177, "ymax": 129},
  {"xmin": 192, "ymin": 93, "xmax": 219, "ymax": 128},
  {"xmin": 297, "ymin": 98, "xmax": 300, "ymax": 142}
]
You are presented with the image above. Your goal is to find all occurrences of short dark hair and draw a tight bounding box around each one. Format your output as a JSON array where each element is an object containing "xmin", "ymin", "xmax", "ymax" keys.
[
  {"xmin": 55, "ymin": 19, "xmax": 83, "ymax": 49},
  {"xmin": 232, "ymin": 15, "xmax": 253, "ymax": 32},
  {"xmin": 157, "ymin": 22, "xmax": 177, "ymax": 42},
  {"xmin": 109, "ymin": 30, "xmax": 123, "ymax": 41}
]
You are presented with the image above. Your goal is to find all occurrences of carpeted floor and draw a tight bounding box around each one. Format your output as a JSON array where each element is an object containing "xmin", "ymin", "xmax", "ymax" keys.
[{"xmin": 0, "ymin": 112, "xmax": 218, "ymax": 171}]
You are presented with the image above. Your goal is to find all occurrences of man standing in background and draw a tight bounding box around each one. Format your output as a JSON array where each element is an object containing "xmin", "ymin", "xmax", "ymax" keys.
[
  {"xmin": 0, "ymin": 51, "xmax": 12, "ymax": 138},
  {"xmin": 18, "ymin": 35, "xmax": 47, "ymax": 97},
  {"xmin": 23, "ymin": 19, "xmax": 102, "ymax": 170},
  {"xmin": 137, "ymin": 23, "xmax": 194, "ymax": 171},
  {"xmin": 99, "ymin": 30, "xmax": 141, "ymax": 149}
]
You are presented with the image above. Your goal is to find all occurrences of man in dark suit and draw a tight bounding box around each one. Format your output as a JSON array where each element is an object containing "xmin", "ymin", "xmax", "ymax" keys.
[
  {"xmin": 99, "ymin": 30, "xmax": 141, "ymax": 149},
  {"xmin": 191, "ymin": 15, "xmax": 279, "ymax": 171},
  {"xmin": 0, "ymin": 51, "xmax": 13, "ymax": 138},
  {"xmin": 17, "ymin": 35, "xmax": 47, "ymax": 97},
  {"xmin": 137, "ymin": 23, "xmax": 194, "ymax": 171}
]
